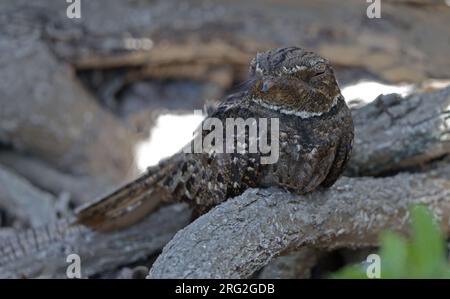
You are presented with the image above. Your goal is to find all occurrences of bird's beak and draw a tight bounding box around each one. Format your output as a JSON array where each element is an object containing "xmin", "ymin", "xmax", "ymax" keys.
[{"xmin": 261, "ymin": 79, "xmax": 275, "ymax": 93}]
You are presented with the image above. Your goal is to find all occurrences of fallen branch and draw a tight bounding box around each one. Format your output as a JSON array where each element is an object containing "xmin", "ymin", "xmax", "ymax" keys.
[
  {"xmin": 347, "ymin": 87, "xmax": 450, "ymax": 176},
  {"xmin": 149, "ymin": 165, "xmax": 450, "ymax": 278},
  {"xmin": 0, "ymin": 204, "xmax": 191, "ymax": 278}
]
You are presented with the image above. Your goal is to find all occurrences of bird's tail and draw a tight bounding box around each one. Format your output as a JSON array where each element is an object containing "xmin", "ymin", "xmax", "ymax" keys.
[{"xmin": 75, "ymin": 155, "xmax": 183, "ymax": 231}]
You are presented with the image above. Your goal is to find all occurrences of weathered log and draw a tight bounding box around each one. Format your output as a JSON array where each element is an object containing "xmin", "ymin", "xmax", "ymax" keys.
[
  {"xmin": 0, "ymin": 204, "xmax": 191, "ymax": 278},
  {"xmin": 148, "ymin": 165, "xmax": 450, "ymax": 278},
  {"xmin": 0, "ymin": 164, "xmax": 57, "ymax": 227},
  {"xmin": 347, "ymin": 87, "xmax": 450, "ymax": 176}
]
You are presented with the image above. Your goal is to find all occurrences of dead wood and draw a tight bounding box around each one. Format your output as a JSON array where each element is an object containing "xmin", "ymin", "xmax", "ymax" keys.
[
  {"xmin": 149, "ymin": 165, "xmax": 450, "ymax": 278},
  {"xmin": 0, "ymin": 204, "xmax": 190, "ymax": 278},
  {"xmin": 347, "ymin": 87, "xmax": 450, "ymax": 176}
]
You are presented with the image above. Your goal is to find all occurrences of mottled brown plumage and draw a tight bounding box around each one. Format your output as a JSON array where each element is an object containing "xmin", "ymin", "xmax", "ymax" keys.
[{"xmin": 76, "ymin": 47, "xmax": 354, "ymax": 231}]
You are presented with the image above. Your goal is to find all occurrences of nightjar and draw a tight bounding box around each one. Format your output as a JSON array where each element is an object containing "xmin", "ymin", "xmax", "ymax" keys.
[{"xmin": 76, "ymin": 47, "xmax": 354, "ymax": 231}]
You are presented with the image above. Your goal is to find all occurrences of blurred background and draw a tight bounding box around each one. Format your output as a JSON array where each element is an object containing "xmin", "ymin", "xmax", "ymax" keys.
[{"xmin": 0, "ymin": 0, "xmax": 450, "ymax": 277}]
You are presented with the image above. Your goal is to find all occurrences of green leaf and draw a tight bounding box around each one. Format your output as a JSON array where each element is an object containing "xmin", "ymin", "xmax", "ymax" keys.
[
  {"xmin": 379, "ymin": 231, "xmax": 408, "ymax": 278},
  {"xmin": 408, "ymin": 205, "xmax": 446, "ymax": 278}
]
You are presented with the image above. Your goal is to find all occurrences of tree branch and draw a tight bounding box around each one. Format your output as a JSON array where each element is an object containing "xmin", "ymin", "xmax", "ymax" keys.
[
  {"xmin": 149, "ymin": 165, "xmax": 450, "ymax": 278},
  {"xmin": 347, "ymin": 87, "xmax": 450, "ymax": 176}
]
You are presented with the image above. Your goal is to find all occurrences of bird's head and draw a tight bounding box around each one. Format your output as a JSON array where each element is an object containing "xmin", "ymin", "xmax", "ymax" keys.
[{"xmin": 248, "ymin": 47, "xmax": 341, "ymax": 116}]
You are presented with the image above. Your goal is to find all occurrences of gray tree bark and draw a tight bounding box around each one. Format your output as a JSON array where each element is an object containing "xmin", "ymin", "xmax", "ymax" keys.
[
  {"xmin": 0, "ymin": 204, "xmax": 190, "ymax": 278},
  {"xmin": 149, "ymin": 165, "xmax": 450, "ymax": 278},
  {"xmin": 347, "ymin": 88, "xmax": 450, "ymax": 176}
]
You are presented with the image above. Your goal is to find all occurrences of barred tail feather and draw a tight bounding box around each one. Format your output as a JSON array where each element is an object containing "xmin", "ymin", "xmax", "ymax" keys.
[{"xmin": 75, "ymin": 156, "xmax": 181, "ymax": 231}]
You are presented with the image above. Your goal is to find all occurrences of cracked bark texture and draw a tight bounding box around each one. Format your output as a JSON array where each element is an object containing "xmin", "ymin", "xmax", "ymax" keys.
[
  {"xmin": 347, "ymin": 87, "xmax": 450, "ymax": 176},
  {"xmin": 0, "ymin": 204, "xmax": 190, "ymax": 278},
  {"xmin": 149, "ymin": 165, "xmax": 450, "ymax": 278}
]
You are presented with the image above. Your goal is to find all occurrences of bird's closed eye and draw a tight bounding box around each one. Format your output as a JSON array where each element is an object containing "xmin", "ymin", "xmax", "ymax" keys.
[
  {"xmin": 311, "ymin": 64, "xmax": 327, "ymax": 78},
  {"xmin": 295, "ymin": 69, "xmax": 325, "ymax": 82},
  {"xmin": 311, "ymin": 70, "xmax": 326, "ymax": 78}
]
